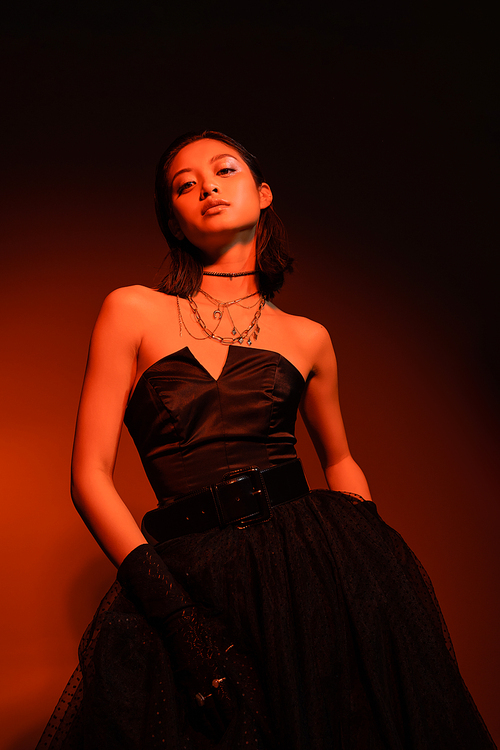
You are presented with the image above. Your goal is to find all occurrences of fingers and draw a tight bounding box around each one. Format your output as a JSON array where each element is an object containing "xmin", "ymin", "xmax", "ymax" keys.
[
  {"xmin": 195, "ymin": 677, "xmax": 227, "ymax": 700},
  {"xmin": 212, "ymin": 676, "xmax": 227, "ymax": 689},
  {"xmin": 195, "ymin": 691, "xmax": 212, "ymax": 707}
]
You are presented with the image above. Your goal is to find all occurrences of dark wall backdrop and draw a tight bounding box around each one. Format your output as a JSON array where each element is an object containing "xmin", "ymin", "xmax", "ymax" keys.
[{"xmin": 1, "ymin": 2, "xmax": 498, "ymax": 747}]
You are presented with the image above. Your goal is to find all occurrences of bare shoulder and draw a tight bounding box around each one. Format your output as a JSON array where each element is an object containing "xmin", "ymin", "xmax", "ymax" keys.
[
  {"xmin": 102, "ymin": 284, "xmax": 166, "ymax": 312},
  {"xmin": 100, "ymin": 285, "xmax": 174, "ymax": 323},
  {"xmin": 264, "ymin": 302, "xmax": 335, "ymax": 378},
  {"xmin": 268, "ymin": 302, "xmax": 332, "ymax": 351}
]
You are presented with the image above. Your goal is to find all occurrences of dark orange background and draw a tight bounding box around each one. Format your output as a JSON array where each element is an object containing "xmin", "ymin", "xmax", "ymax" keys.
[{"xmin": 2, "ymin": 4, "xmax": 499, "ymax": 747}]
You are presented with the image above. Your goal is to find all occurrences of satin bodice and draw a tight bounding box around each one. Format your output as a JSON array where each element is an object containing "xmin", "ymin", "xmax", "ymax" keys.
[{"xmin": 124, "ymin": 346, "xmax": 306, "ymax": 504}]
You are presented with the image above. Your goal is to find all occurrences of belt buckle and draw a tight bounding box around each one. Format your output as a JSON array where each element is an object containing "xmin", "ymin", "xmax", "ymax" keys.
[{"xmin": 220, "ymin": 466, "xmax": 272, "ymax": 529}]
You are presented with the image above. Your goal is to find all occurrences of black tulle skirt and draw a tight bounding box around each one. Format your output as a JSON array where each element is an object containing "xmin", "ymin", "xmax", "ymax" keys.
[{"xmin": 36, "ymin": 491, "xmax": 495, "ymax": 749}]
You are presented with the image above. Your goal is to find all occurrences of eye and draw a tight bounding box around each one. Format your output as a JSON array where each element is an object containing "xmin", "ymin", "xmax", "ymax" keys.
[
  {"xmin": 217, "ymin": 167, "xmax": 236, "ymax": 176},
  {"xmin": 177, "ymin": 180, "xmax": 195, "ymax": 195}
]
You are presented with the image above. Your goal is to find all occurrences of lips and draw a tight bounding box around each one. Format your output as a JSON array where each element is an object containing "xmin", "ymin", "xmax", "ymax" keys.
[{"xmin": 202, "ymin": 198, "xmax": 230, "ymax": 215}]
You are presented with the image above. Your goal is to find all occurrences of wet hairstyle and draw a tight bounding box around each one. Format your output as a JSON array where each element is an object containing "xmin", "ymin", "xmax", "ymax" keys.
[{"xmin": 154, "ymin": 130, "xmax": 293, "ymax": 299}]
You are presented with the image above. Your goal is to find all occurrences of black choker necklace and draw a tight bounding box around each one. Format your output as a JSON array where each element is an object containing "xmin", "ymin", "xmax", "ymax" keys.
[{"xmin": 203, "ymin": 270, "xmax": 257, "ymax": 278}]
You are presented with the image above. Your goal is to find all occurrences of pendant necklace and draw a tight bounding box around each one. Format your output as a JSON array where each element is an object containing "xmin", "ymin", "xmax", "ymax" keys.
[{"xmin": 177, "ymin": 291, "xmax": 265, "ymax": 346}]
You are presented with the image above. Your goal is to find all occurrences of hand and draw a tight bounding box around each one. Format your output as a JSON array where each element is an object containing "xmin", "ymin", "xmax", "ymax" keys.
[
  {"xmin": 166, "ymin": 610, "xmax": 236, "ymax": 741},
  {"xmin": 117, "ymin": 545, "xmax": 236, "ymax": 741}
]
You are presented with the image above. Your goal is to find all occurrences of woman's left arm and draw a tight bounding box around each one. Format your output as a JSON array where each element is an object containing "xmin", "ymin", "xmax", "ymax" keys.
[{"xmin": 300, "ymin": 324, "xmax": 372, "ymax": 500}]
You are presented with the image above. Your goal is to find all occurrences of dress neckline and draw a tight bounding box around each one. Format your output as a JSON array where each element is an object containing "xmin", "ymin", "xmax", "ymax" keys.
[{"xmin": 128, "ymin": 345, "xmax": 306, "ymax": 404}]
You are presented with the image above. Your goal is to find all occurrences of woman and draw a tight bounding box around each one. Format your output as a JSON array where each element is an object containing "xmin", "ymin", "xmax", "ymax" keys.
[{"xmin": 37, "ymin": 131, "xmax": 495, "ymax": 749}]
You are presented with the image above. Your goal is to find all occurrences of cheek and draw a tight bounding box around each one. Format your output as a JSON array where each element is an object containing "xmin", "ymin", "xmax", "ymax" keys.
[
  {"xmin": 174, "ymin": 210, "xmax": 189, "ymax": 230},
  {"xmin": 234, "ymin": 184, "xmax": 262, "ymax": 213},
  {"xmin": 172, "ymin": 200, "xmax": 197, "ymax": 230},
  {"xmin": 175, "ymin": 216, "xmax": 200, "ymax": 244}
]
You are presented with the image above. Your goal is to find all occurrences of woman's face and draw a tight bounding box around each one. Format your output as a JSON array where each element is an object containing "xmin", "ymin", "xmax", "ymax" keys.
[{"xmin": 167, "ymin": 138, "xmax": 272, "ymax": 253}]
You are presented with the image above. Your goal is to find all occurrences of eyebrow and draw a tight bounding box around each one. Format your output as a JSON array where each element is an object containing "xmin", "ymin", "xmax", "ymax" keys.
[{"xmin": 171, "ymin": 153, "xmax": 240, "ymax": 184}]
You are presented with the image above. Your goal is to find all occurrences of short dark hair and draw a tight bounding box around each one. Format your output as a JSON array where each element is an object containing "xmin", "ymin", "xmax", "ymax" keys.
[{"xmin": 154, "ymin": 130, "xmax": 293, "ymax": 299}]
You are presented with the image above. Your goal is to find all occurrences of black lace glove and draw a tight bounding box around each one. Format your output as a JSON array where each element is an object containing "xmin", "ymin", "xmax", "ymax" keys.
[{"xmin": 117, "ymin": 544, "xmax": 235, "ymax": 741}]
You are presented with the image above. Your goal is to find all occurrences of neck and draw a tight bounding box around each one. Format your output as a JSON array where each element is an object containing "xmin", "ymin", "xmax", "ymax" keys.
[
  {"xmin": 198, "ymin": 243, "xmax": 259, "ymax": 300},
  {"xmin": 199, "ymin": 273, "xmax": 259, "ymax": 300}
]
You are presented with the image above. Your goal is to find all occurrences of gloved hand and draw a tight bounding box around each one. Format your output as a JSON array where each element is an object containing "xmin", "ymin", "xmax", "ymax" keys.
[
  {"xmin": 166, "ymin": 608, "xmax": 236, "ymax": 739},
  {"xmin": 117, "ymin": 544, "xmax": 235, "ymax": 741}
]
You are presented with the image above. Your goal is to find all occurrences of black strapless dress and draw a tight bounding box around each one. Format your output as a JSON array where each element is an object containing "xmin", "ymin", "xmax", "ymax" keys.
[{"xmin": 37, "ymin": 346, "xmax": 495, "ymax": 749}]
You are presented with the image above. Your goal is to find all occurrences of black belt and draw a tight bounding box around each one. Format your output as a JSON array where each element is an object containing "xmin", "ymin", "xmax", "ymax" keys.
[{"xmin": 141, "ymin": 459, "xmax": 309, "ymax": 545}]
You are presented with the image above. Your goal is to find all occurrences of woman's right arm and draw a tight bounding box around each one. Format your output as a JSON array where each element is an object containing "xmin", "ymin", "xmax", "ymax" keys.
[
  {"xmin": 71, "ymin": 287, "xmax": 149, "ymax": 567},
  {"xmin": 73, "ymin": 288, "xmax": 238, "ymax": 735}
]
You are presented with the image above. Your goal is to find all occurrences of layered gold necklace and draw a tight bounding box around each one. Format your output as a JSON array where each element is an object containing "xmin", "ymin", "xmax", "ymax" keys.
[{"xmin": 176, "ymin": 290, "xmax": 265, "ymax": 346}]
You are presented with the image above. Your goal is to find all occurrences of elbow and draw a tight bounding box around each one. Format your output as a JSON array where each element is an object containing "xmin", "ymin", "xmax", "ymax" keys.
[
  {"xmin": 323, "ymin": 452, "xmax": 353, "ymax": 472},
  {"xmin": 70, "ymin": 463, "xmax": 111, "ymax": 512},
  {"xmin": 70, "ymin": 473, "xmax": 85, "ymax": 511}
]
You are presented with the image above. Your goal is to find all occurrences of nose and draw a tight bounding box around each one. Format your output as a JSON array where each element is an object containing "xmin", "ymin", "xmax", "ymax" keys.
[{"xmin": 199, "ymin": 177, "xmax": 218, "ymax": 199}]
